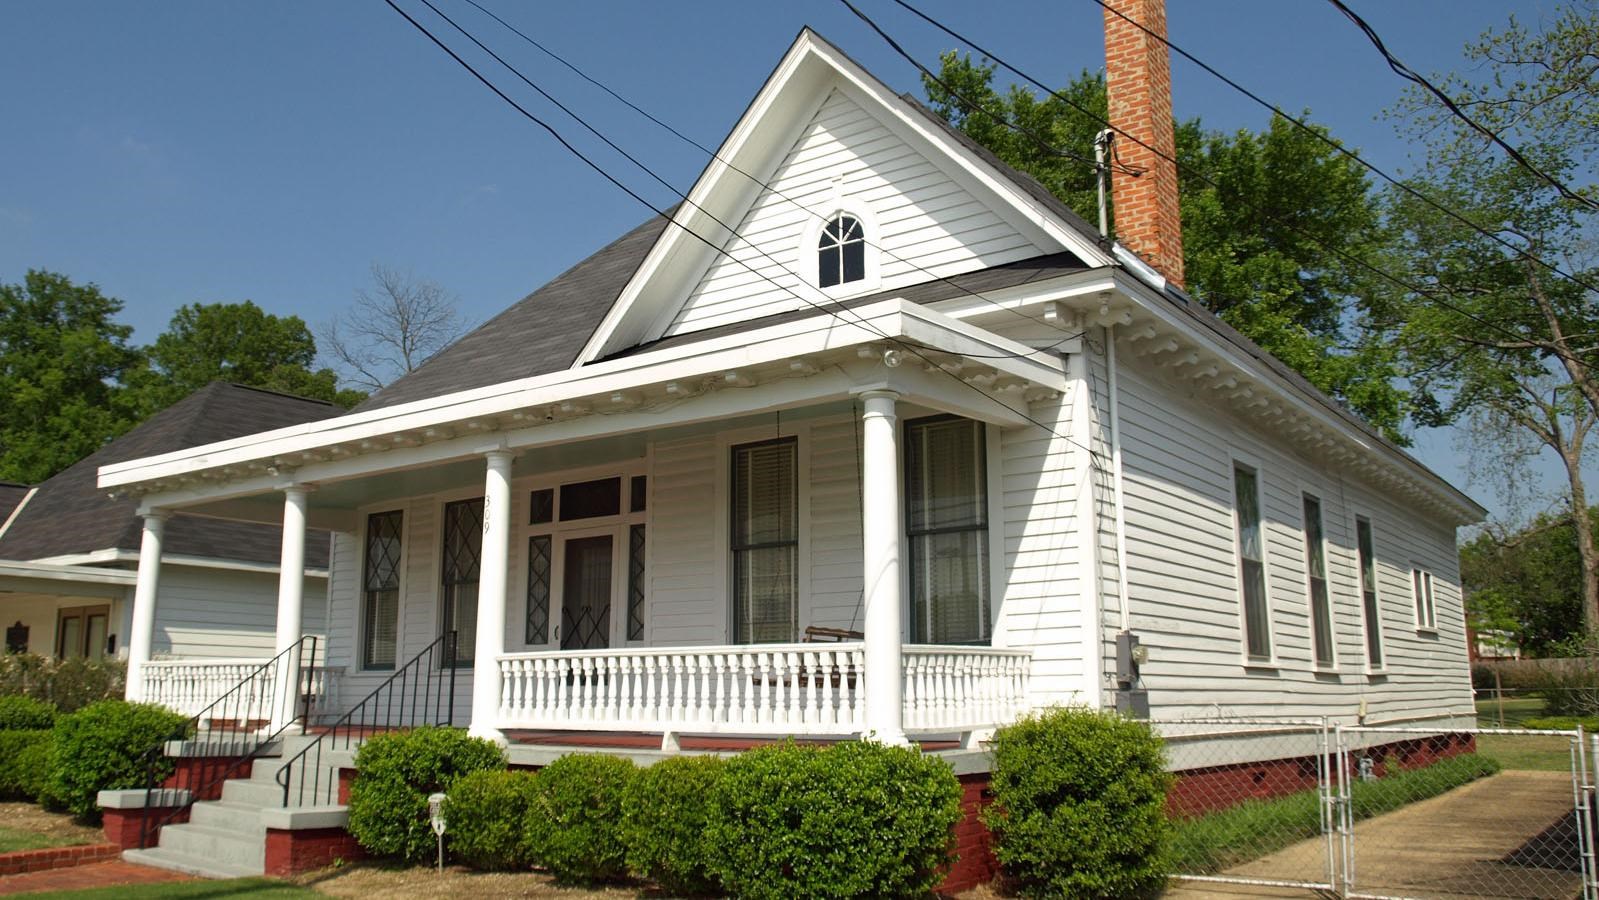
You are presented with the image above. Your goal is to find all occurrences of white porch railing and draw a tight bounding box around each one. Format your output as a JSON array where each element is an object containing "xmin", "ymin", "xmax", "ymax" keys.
[
  {"xmin": 141, "ymin": 658, "xmax": 343, "ymax": 720},
  {"xmin": 495, "ymin": 643, "xmax": 1031, "ymax": 738}
]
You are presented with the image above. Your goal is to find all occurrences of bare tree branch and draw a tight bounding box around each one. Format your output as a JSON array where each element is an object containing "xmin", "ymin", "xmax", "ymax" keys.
[{"xmin": 320, "ymin": 264, "xmax": 470, "ymax": 392}]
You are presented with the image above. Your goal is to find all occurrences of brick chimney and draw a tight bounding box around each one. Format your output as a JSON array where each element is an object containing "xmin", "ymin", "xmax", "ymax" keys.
[{"xmin": 1103, "ymin": 0, "xmax": 1184, "ymax": 288}]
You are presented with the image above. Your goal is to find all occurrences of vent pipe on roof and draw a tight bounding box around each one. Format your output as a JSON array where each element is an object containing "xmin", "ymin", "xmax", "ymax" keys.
[{"xmin": 1103, "ymin": 0, "xmax": 1184, "ymax": 288}]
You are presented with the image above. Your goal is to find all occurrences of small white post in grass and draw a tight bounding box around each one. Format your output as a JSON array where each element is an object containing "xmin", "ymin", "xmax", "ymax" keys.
[{"xmin": 428, "ymin": 792, "xmax": 447, "ymax": 873}]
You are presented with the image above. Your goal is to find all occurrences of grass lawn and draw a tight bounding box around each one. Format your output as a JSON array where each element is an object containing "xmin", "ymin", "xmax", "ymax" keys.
[
  {"xmin": 1473, "ymin": 695, "xmax": 1583, "ymax": 771},
  {"xmin": 0, "ymin": 802, "xmax": 104, "ymax": 854},
  {"xmin": 27, "ymin": 879, "xmax": 321, "ymax": 899},
  {"xmin": 1475, "ymin": 695, "xmax": 1546, "ymax": 728}
]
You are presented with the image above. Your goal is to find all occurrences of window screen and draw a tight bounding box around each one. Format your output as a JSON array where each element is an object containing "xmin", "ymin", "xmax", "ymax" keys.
[
  {"xmin": 906, "ymin": 417, "xmax": 990, "ymax": 644},
  {"xmin": 362, "ymin": 510, "xmax": 403, "ymax": 670},
  {"xmin": 731, "ymin": 439, "xmax": 797, "ymax": 643}
]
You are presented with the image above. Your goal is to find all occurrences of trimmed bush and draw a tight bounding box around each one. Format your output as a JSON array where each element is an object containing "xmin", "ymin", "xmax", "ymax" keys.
[
  {"xmin": 348, "ymin": 726, "xmax": 506, "ymax": 864},
  {"xmin": 0, "ymin": 729, "xmax": 53, "ymax": 800},
  {"xmin": 704, "ymin": 741, "xmax": 962, "ymax": 900},
  {"xmin": 0, "ymin": 695, "xmax": 58, "ymax": 730},
  {"xmin": 524, "ymin": 754, "xmax": 635, "ymax": 884},
  {"xmin": 444, "ymin": 769, "xmax": 538, "ymax": 871},
  {"xmin": 622, "ymin": 755, "xmax": 725, "ymax": 895},
  {"xmin": 984, "ymin": 707, "xmax": 1172, "ymax": 899},
  {"xmin": 0, "ymin": 654, "xmax": 125, "ymax": 712},
  {"xmin": 48, "ymin": 699, "xmax": 188, "ymax": 819}
]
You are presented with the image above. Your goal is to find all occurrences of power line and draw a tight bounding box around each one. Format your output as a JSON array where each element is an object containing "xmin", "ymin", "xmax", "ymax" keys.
[
  {"xmin": 864, "ymin": 0, "xmax": 1590, "ymax": 375},
  {"xmin": 1087, "ymin": 0, "xmax": 1599, "ymax": 298},
  {"xmin": 378, "ymin": 0, "xmax": 1110, "ymax": 470},
  {"xmin": 1326, "ymin": 0, "xmax": 1599, "ymax": 214},
  {"xmin": 450, "ymin": 0, "xmax": 1096, "ymax": 349}
]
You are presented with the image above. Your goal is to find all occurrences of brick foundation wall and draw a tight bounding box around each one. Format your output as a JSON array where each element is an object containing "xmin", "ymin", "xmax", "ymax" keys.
[
  {"xmin": 103, "ymin": 805, "xmax": 189, "ymax": 850},
  {"xmin": 938, "ymin": 772, "xmax": 998, "ymax": 893},
  {"xmin": 163, "ymin": 757, "xmax": 254, "ymax": 801},
  {"xmin": 264, "ymin": 827, "xmax": 366, "ymax": 877},
  {"xmin": 1168, "ymin": 733, "xmax": 1477, "ymax": 818},
  {"xmin": 0, "ymin": 843, "xmax": 121, "ymax": 875}
]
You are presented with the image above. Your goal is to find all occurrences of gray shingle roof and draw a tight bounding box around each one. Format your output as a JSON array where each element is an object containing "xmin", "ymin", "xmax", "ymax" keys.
[
  {"xmin": 0, "ymin": 383, "xmax": 341, "ymax": 567},
  {"xmin": 0, "ymin": 483, "xmax": 32, "ymax": 526}
]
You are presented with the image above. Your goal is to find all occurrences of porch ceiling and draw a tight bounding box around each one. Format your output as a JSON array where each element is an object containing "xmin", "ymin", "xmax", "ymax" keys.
[{"xmin": 103, "ymin": 299, "xmax": 1067, "ymax": 519}]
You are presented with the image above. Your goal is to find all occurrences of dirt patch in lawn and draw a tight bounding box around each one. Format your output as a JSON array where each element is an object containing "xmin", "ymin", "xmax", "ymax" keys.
[
  {"xmin": 295, "ymin": 863, "xmax": 642, "ymax": 899},
  {"xmin": 0, "ymin": 802, "xmax": 103, "ymax": 853}
]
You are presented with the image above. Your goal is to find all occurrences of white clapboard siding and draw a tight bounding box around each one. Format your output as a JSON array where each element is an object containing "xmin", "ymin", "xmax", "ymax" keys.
[
  {"xmin": 153, "ymin": 565, "xmax": 326, "ymax": 660},
  {"xmin": 665, "ymin": 88, "xmax": 1044, "ymax": 336},
  {"xmin": 647, "ymin": 435, "xmax": 724, "ymax": 645},
  {"xmin": 1110, "ymin": 353, "xmax": 1473, "ymax": 723}
]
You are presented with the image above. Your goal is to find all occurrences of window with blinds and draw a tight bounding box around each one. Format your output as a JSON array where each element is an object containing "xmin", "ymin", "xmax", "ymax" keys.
[
  {"xmin": 906, "ymin": 417, "xmax": 990, "ymax": 644},
  {"xmin": 441, "ymin": 498, "xmax": 484, "ymax": 666},
  {"xmin": 1234, "ymin": 464, "xmax": 1272, "ymax": 660},
  {"xmin": 361, "ymin": 511, "xmax": 403, "ymax": 670},
  {"xmin": 1356, "ymin": 517, "xmax": 1384, "ymax": 669},
  {"xmin": 1302, "ymin": 495, "xmax": 1334, "ymax": 667},
  {"xmin": 731, "ymin": 439, "xmax": 797, "ymax": 643}
]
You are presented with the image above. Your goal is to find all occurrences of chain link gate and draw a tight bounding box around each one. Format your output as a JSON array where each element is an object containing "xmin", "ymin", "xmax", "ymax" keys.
[{"xmin": 1164, "ymin": 719, "xmax": 1599, "ymax": 899}]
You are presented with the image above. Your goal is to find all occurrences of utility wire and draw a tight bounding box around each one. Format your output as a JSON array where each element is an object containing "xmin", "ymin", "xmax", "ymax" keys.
[
  {"xmin": 1088, "ymin": 0, "xmax": 1599, "ymax": 298},
  {"xmin": 379, "ymin": 0, "xmax": 1110, "ymax": 470},
  {"xmin": 452, "ymin": 0, "xmax": 1096, "ymax": 348},
  {"xmin": 1327, "ymin": 0, "xmax": 1599, "ymax": 214},
  {"xmin": 866, "ymin": 0, "xmax": 1591, "ymax": 375}
]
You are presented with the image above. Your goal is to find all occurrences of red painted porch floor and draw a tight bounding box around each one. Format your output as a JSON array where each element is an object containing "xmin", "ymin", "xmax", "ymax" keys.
[{"xmin": 0, "ymin": 860, "xmax": 192, "ymax": 895}]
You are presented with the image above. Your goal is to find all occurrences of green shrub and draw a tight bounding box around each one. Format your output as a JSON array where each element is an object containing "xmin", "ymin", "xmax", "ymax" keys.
[
  {"xmin": 444, "ymin": 769, "xmax": 538, "ymax": 871},
  {"xmin": 524, "ymin": 754, "xmax": 635, "ymax": 884},
  {"xmin": 705, "ymin": 741, "xmax": 961, "ymax": 900},
  {"xmin": 622, "ymin": 755, "xmax": 725, "ymax": 895},
  {"xmin": 0, "ymin": 695, "xmax": 58, "ymax": 730},
  {"xmin": 347, "ymin": 726, "xmax": 505, "ymax": 864},
  {"xmin": 984, "ymin": 708, "xmax": 1172, "ymax": 899},
  {"xmin": 48, "ymin": 699, "xmax": 188, "ymax": 819},
  {"xmin": 0, "ymin": 654, "xmax": 125, "ymax": 713},
  {"xmin": 0, "ymin": 730, "xmax": 53, "ymax": 800}
]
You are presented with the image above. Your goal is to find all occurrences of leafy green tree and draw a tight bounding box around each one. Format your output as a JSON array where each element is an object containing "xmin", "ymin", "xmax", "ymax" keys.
[
  {"xmin": 126, "ymin": 300, "xmax": 365, "ymax": 414},
  {"xmin": 0, "ymin": 271, "xmax": 142, "ymax": 483},
  {"xmin": 1384, "ymin": 3, "xmax": 1599, "ymax": 629},
  {"xmin": 1462, "ymin": 511, "xmax": 1591, "ymax": 656},
  {"xmin": 923, "ymin": 55, "xmax": 1407, "ymax": 442}
]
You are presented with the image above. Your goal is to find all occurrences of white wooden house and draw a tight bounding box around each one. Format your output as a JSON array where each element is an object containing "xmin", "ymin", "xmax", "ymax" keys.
[{"xmin": 98, "ymin": 29, "xmax": 1481, "ymax": 752}]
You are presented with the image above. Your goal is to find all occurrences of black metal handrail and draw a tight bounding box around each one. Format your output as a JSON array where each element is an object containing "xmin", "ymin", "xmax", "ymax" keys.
[
  {"xmin": 138, "ymin": 635, "xmax": 320, "ymax": 849},
  {"xmin": 276, "ymin": 632, "xmax": 457, "ymax": 808}
]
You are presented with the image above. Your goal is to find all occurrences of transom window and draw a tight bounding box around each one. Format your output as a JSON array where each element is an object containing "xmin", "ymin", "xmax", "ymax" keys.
[
  {"xmin": 818, "ymin": 213, "xmax": 865, "ymax": 288},
  {"xmin": 906, "ymin": 416, "xmax": 990, "ymax": 644}
]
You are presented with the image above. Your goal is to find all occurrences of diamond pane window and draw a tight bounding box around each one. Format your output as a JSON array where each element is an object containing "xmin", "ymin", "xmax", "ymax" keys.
[
  {"xmin": 627, "ymin": 525, "xmax": 646, "ymax": 641},
  {"xmin": 526, "ymin": 534, "xmax": 551, "ymax": 644},
  {"xmin": 441, "ymin": 498, "xmax": 484, "ymax": 666},
  {"xmin": 361, "ymin": 510, "xmax": 403, "ymax": 670}
]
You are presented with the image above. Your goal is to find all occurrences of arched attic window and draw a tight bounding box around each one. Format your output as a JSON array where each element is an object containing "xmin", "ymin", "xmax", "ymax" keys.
[{"xmin": 818, "ymin": 213, "xmax": 866, "ymax": 288}]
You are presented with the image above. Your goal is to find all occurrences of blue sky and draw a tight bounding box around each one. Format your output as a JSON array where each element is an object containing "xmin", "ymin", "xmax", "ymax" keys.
[{"xmin": 0, "ymin": 0, "xmax": 1579, "ymax": 524}]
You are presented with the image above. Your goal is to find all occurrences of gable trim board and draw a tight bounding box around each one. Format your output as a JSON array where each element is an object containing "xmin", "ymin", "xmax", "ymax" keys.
[{"xmin": 575, "ymin": 29, "xmax": 1109, "ymax": 364}]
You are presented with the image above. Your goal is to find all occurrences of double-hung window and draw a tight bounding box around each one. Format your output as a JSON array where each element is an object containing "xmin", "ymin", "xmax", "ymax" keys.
[
  {"xmin": 731, "ymin": 439, "xmax": 798, "ymax": 643},
  {"xmin": 906, "ymin": 416, "xmax": 990, "ymax": 644},
  {"xmin": 1302, "ymin": 495, "xmax": 1334, "ymax": 667},
  {"xmin": 1412, "ymin": 567, "xmax": 1437, "ymax": 630},
  {"xmin": 361, "ymin": 510, "xmax": 403, "ymax": 670},
  {"xmin": 1234, "ymin": 464, "xmax": 1272, "ymax": 661},
  {"xmin": 440, "ymin": 498, "xmax": 484, "ymax": 665},
  {"xmin": 1356, "ymin": 517, "xmax": 1383, "ymax": 668}
]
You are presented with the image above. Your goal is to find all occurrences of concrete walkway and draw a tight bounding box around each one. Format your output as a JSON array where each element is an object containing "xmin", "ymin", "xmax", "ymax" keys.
[{"xmin": 1167, "ymin": 770, "xmax": 1584, "ymax": 899}]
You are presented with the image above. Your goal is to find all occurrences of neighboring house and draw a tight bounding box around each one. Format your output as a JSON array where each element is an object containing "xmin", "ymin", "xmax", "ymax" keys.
[
  {"xmin": 98, "ymin": 29, "xmax": 1482, "ymax": 751},
  {"xmin": 0, "ymin": 383, "xmax": 337, "ymax": 708}
]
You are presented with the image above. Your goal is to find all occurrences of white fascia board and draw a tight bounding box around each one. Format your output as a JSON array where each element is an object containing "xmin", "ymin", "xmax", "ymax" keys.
[
  {"xmin": 102, "ymin": 299, "xmax": 1064, "ymax": 494},
  {"xmin": 573, "ymin": 30, "xmax": 1113, "ymax": 365},
  {"xmin": 0, "ymin": 560, "xmax": 137, "ymax": 586},
  {"xmin": 929, "ymin": 269, "xmax": 1119, "ymax": 326},
  {"xmin": 24, "ymin": 549, "xmax": 329, "ymax": 579},
  {"xmin": 1109, "ymin": 270, "xmax": 1484, "ymax": 521}
]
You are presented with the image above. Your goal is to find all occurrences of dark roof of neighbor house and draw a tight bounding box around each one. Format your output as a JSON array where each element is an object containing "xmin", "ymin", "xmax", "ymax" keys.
[
  {"xmin": 0, "ymin": 383, "xmax": 341, "ymax": 568},
  {"xmin": 0, "ymin": 483, "xmax": 32, "ymax": 526}
]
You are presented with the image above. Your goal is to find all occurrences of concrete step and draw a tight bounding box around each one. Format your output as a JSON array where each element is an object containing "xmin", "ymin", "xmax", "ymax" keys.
[
  {"xmin": 186, "ymin": 800, "xmax": 268, "ymax": 833},
  {"xmin": 222, "ymin": 778, "xmax": 286, "ymax": 807},
  {"xmin": 154, "ymin": 822, "xmax": 266, "ymax": 871},
  {"xmin": 124, "ymin": 846, "xmax": 262, "ymax": 879}
]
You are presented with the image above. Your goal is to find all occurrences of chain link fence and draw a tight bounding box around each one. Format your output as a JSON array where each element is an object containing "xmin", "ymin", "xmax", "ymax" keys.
[{"xmin": 1160, "ymin": 718, "xmax": 1598, "ymax": 899}]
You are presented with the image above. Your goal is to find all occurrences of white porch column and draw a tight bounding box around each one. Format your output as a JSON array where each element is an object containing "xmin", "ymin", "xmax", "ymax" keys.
[
  {"xmin": 124, "ymin": 511, "xmax": 168, "ymax": 702},
  {"xmin": 860, "ymin": 390, "xmax": 909, "ymax": 746},
  {"xmin": 271, "ymin": 485, "xmax": 312, "ymax": 732},
  {"xmin": 469, "ymin": 449, "xmax": 514, "ymax": 744}
]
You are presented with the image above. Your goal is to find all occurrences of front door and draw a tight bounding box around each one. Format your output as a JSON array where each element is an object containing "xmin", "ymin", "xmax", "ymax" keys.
[{"xmin": 561, "ymin": 535, "xmax": 613, "ymax": 650}]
